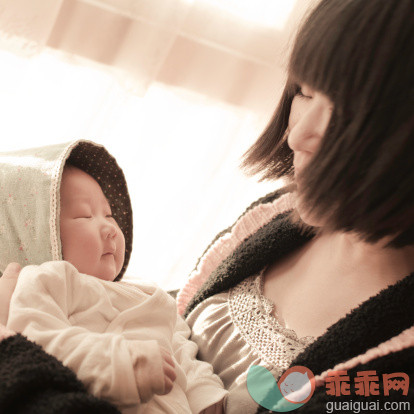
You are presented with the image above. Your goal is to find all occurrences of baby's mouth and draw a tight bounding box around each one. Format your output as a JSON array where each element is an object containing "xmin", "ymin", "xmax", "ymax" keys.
[{"xmin": 102, "ymin": 249, "xmax": 116, "ymax": 257}]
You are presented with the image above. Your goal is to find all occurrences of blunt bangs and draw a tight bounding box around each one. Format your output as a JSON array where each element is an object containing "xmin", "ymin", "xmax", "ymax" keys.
[{"xmin": 243, "ymin": 0, "xmax": 414, "ymax": 247}]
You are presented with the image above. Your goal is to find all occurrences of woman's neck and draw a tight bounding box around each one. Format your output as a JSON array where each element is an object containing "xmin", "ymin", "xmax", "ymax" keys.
[{"xmin": 315, "ymin": 230, "xmax": 414, "ymax": 285}]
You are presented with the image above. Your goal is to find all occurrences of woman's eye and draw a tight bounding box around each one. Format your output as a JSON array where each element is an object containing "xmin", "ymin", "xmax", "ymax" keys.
[{"xmin": 296, "ymin": 87, "xmax": 312, "ymax": 99}]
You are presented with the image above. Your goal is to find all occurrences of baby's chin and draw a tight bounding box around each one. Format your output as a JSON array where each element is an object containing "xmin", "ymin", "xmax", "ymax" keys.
[
  {"xmin": 95, "ymin": 268, "xmax": 118, "ymax": 281},
  {"xmin": 94, "ymin": 272, "xmax": 118, "ymax": 281},
  {"xmin": 88, "ymin": 263, "xmax": 119, "ymax": 281}
]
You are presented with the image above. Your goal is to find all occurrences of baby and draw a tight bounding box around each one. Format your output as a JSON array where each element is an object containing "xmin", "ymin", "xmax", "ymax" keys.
[{"xmin": 1, "ymin": 141, "xmax": 227, "ymax": 414}]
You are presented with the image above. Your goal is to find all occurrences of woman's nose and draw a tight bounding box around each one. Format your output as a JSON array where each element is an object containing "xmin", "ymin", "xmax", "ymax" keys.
[
  {"xmin": 288, "ymin": 113, "xmax": 325, "ymax": 154},
  {"xmin": 287, "ymin": 102, "xmax": 332, "ymax": 154}
]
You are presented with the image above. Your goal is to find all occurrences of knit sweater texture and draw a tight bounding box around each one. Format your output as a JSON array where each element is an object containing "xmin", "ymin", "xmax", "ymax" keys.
[
  {"xmin": 177, "ymin": 187, "xmax": 414, "ymax": 413},
  {"xmin": 0, "ymin": 333, "xmax": 120, "ymax": 414}
]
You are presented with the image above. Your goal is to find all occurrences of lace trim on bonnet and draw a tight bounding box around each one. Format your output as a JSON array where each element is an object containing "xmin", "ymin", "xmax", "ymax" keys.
[
  {"xmin": 228, "ymin": 271, "xmax": 316, "ymax": 369},
  {"xmin": 50, "ymin": 141, "xmax": 78, "ymax": 261}
]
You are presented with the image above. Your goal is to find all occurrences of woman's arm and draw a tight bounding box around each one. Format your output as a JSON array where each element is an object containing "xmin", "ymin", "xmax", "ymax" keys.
[
  {"xmin": 0, "ymin": 329, "xmax": 120, "ymax": 414},
  {"xmin": 172, "ymin": 314, "xmax": 228, "ymax": 413},
  {"xmin": 0, "ymin": 263, "xmax": 120, "ymax": 414},
  {"xmin": 7, "ymin": 261, "xmax": 168, "ymax": 405}
]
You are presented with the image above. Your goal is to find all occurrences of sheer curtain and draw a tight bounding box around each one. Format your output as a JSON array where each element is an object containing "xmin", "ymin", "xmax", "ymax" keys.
[{"xmin": 0, "ymin": 0, "xmax": 315, "ymax": 289}]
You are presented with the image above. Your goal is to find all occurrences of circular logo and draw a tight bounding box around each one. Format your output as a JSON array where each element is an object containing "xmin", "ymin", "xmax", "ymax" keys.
[
  {"xmin": 278, "ymin": 366, "xmax": 316, "ymax": 404},
  {"xmin": 247, "ymin": 365, "xmax": 315, "ymax": 412}
]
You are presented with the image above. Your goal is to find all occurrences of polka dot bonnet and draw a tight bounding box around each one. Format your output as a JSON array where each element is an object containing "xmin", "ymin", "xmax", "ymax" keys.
[
  {"xmin": 64, "ymin": 140, "xmax": 133, "ymax": 280},
  {"xmin": 0, "ymin": 140, "xmax": 132, "ymax": 279}
]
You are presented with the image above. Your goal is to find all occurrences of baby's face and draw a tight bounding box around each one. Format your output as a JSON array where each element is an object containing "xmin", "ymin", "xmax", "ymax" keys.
[{"xmin": 60, "ymin": 167, "xmax": 125, "ymax": 281}]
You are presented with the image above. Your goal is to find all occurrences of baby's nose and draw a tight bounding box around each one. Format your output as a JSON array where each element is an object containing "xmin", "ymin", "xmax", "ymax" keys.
[{"xmin": 102, "ymin": 222, "xmax": 117, "ymax": 239}]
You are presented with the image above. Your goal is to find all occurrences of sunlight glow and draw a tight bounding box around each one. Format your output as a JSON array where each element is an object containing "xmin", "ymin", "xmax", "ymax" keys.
[
  {"xmin": 0, "ymin": 48, "xmax": 277, "ymax": 289},
  {"xmin": 0, "ymin": 155, "xmax": 54, "ymax": 173},
  {"xmin": 204, "ymin": 0, "xmax": 297, "ymax": 29}
]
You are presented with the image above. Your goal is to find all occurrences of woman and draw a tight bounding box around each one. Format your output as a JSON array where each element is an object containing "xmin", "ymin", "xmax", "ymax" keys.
[
  {"xmin": 1, "ymin": 0, "xmax": 413, "ymax": 412},
  {"xmin": 178, "ymin": 0, "xmax": 414, "ymax": 412}
]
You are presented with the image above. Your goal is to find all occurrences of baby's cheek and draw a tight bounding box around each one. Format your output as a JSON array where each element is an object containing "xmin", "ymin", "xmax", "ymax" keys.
[
  {"xmin": 117, "ymin": 230, "xmax": 126, "ymax": 253},
  {"xmin": 65, "ymin": 226, "xmax": 95, "ymax": 257},
  {"xmin": 115, "ymin": 233, "xmax": 126, "ymax": 274}
]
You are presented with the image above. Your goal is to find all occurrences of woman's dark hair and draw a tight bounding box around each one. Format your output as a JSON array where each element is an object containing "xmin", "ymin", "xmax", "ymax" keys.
[{"xmin": 242, "ymin": 0, "xmax": 414, "ymax": 247}]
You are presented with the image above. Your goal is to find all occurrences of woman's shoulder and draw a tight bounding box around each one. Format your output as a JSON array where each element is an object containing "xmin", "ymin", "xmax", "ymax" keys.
[
  {"xmin": 192, "ymin": 184, "xmax": 296, "ymax": 272},
  {"xmin": 178, "ymin": 184, "xmax": 303, "ymax": 316},
  {"xmin": 239, "ymin": 183, "xmax": 295, "ymax": 217}
]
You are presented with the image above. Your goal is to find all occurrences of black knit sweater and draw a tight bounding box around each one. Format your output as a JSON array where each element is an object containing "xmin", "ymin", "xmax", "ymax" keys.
[
  {"xmin": 183, "ymin": 188, "xmax": 414, "ymax": 414},
  {"xmin": 0, "ymin": 333, "xmax": 120, "ymax": 414},
  {"xmin": 1, "ymin": 188, "xmax": 412, "ymax": 414}
]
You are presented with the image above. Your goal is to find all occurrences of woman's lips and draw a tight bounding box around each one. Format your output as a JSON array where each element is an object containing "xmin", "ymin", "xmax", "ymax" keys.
[{"xmin": 293, "ymin": 153, "xmax": 312, "ymax": 178}]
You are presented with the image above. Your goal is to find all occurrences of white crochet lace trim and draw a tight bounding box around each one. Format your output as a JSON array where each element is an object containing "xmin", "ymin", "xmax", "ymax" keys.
[
  {"xmin": 228, "ymin": 270, "xmax": 316, "ymax": 368},
  {"xmin": 49, "ymin": 142, "xmax": 77, "ymax": 261}
]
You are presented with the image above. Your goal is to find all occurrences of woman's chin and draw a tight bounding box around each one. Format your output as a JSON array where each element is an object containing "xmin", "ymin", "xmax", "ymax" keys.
[{"xmin": 294, "ymin": 192, "xmax": 325, "ymax": 228}]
